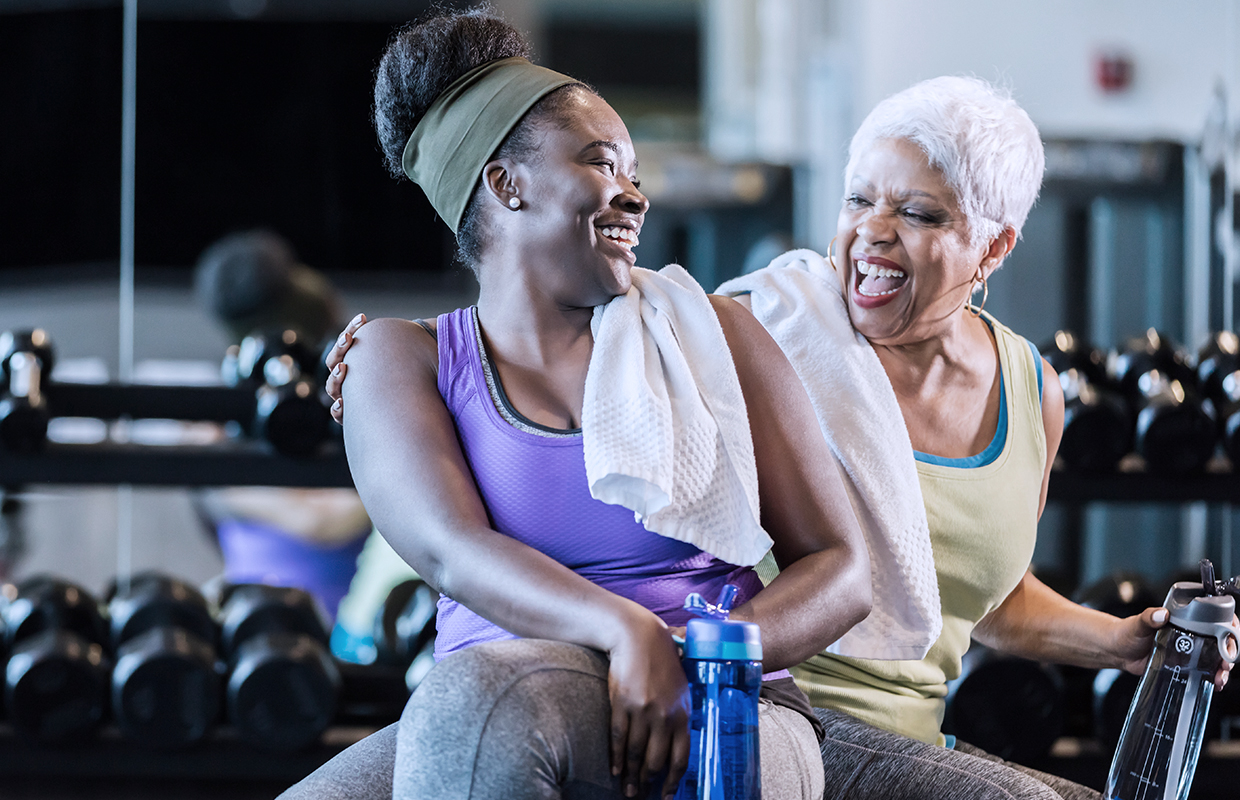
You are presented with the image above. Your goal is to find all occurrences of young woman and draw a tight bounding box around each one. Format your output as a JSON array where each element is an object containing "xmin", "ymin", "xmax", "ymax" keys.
[{"xmin": 286, "ymin": 9, "xmax": 871, "ymax": 800}]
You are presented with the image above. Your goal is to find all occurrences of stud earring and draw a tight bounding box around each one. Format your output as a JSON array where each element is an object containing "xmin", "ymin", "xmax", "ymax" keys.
[{"xmin": 508, "ymin": 197, "xmax": 521, "ymax": 209}]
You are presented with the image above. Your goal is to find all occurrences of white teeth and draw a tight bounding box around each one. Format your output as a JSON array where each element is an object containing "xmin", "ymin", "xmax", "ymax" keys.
[
  {"xmin": 857, "ymin": 285, "xmax": 903, "ymax": 297},
  {"xmin": 600, "ymin": 226, "xmax": 638, "ymax": 247},
  {"xmin": 856, "ymin": 260, "xmax": 905, "ymax": 279}
]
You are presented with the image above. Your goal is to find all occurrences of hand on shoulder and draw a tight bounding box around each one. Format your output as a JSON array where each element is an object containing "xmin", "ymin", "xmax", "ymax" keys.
[{"xmin": 325, "ymin": 314, "xmax": 437, "ymax": 423}]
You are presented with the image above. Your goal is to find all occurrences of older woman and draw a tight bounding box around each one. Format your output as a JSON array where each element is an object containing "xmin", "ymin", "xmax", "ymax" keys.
[
  {"xmin": 290, "ymin": 8, "xmax": 872, "ymax": 800},
  {"xmin": 721, "ymin": 77, "xmax": 1236, "ymax": 800}
]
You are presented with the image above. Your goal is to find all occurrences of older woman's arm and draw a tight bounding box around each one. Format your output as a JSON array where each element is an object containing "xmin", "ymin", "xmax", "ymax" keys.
[
  {"xmin": 708, "ymin": 295, "xmax": 873, "ymax": 670},
  {"xmin": 341, "ymin": 319, "xmax": 691, "ymax": 797},
  {"xmin": 973, "ymin": 358, "xmax": 1233, "ymax": 690}
]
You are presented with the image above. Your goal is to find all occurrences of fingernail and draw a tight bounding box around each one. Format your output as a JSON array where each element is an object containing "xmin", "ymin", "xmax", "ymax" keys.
[
  {"xmin": 351, "ymin": 313, "xmax": 364, "ymax": 325},
  {"xmin": 1153, "ymin": 609, "xmax": 1168, "ymax": 624},
  {"xmin": 337, "ymin": 332, "xmax": 348, "ymax": 346},
  {"xmin": 625, "ymin": 785, "xmax": 637, "ymax": 798},
  {"xmin": 332, "ymin": 364, "xmax": 342, "ymax": 376},
  {"xmin": 332, "ymin": 400, "xmax": 341, "ymax": 411}
]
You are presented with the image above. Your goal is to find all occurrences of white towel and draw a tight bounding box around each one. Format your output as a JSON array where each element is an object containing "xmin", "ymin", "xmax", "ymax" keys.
[
  {"xmin": 583, "ymin": 264, "xmax": 771, "ymax": 567},
  {"xmin": 718, "ymin": 249, "xmax": 941, "ymax": 660}
]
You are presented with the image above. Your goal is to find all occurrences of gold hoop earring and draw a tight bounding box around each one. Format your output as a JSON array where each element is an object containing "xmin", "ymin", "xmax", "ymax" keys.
[
  {"xmin": 969, "ymin": 273, "xmax": 989, "ymax": 318},
  {"xmin": 827, "ymin": 236, "xmax": 838, "ymax": 272}
]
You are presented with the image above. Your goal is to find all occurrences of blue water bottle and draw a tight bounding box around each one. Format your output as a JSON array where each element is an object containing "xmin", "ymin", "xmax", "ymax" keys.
[{"xmin": 674, "ymin": 584, "xmax": 762, "ymax": 800}]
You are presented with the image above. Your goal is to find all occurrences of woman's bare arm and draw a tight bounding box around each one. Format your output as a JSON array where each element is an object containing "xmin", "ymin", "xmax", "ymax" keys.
[
  {"xmin": 972, "ymin": 569, "xmax": 1170, "ymax": 671},
  {"xmin": 975, "ymin": 359, "xmax": 1232, "ymax": 689},
  {"xmin": 708, "ymin": 295, "xmax": 872, "ymax": 671},
  {"xmin": 341, "ymin": 318, "xmax": 689, "ymax": 798}
]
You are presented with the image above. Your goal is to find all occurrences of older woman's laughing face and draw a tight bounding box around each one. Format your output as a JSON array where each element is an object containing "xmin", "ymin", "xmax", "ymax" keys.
[{"xmin": 837, "ymin": 137, "xmax": 993, "ymax": 347}]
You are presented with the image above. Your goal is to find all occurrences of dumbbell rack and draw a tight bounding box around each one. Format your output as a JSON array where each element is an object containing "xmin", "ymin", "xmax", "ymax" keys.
[
  {"xmin": 1045, "ymin": 454, "xmax": 1240, "ymax": 593},
  {"xmin": 0, "ymin": 381, "xmax": 350, "ymax": 487},
  {"xmin": 0, "ymin": 381, "xmax": 374, "ymax": 790},
  {"xmin": 0, "ymin": 439, "xmax": 350, "ymax": 487}
]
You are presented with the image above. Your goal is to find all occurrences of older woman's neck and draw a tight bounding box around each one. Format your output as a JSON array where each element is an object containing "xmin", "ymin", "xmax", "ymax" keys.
[{"xmin": 871, "ymin": 313, "xmax": 996, "ymax": 388}]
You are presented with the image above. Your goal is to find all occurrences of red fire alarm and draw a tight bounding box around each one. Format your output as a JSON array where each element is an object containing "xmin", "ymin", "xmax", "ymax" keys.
[{"xmin": 1094, "ymin": 50, "xmax": 1134, "ymax": 93}]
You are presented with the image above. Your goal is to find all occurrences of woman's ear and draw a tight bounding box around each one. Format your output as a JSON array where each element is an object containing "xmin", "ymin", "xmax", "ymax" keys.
[
  {"xmin": 980, "ymin": 226, "xmax": 1018, "ymax": 278},
  {"xmin": 482, "ymin": 159, "xmax": 522, "ymax": 211}
]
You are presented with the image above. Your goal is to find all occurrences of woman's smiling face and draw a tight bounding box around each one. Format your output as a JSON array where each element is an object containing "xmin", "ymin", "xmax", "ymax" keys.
[
  {"xmin": 512, "ymin": 91, "xmax": 648, "ymax": 307},
  {"xmin": 837, "ymin": 137, "xmax": 990, "ymax": 346}
]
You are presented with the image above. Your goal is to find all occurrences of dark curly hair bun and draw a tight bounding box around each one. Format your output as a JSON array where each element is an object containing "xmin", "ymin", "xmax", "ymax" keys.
[
  {"xmin": 373, "ymin": 7, "xmax": 532, "ymax": 179},
  {"xmin": 373, "ymin": 6, "xmax": 595, "ymax": 269}
]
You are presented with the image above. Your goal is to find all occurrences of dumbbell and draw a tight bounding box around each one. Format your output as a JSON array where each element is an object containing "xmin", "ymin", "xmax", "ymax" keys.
[
  {"xmin": 1042, "ymin": 331, "xmax": 1130, "ymax": 472},
  {"xmin": 1111, "ymin": 329, "xmax": 1215, "ymax": 474},
  {"xmin": 943, "ymin": 644, "xmax": 1064, "ymax": 764},
  {"xmin": 219, "ymin": 584, "xmax": 340, "ymax": 750},
  {"xmin": 1073, "ymin": 572, "xmax": 1160, "ymax": 750},
  {"xmin": 107, "ymin": 573, "xmax": 221, "ymax": 748},
  {"xmin": 1, "ymin": 576, "xmax": 111, "ymax": 743},
  {"xmin": 1076, "ymin": 571, "xmax": 1160, "ymax": 619},
  {"xmin": 0, "ymin": 329, "xmax": 54, "ymax": 453},
  {"xmin": 1196, "ymin": 331, "xmax": 1240, "ymax": 465},
  {"xmin": 372, "ymin": 579, "xmax": 439, "ymax": 691},
  {"xmin": 230, "ymin": 329, "xmax": 332, "ymax": 458},
  {"xmin": 1092, "ymin": 668, "xmax": 1141, "ymax": 752}
]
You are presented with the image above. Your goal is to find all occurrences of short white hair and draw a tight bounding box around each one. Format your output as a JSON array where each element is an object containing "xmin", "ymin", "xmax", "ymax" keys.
[{"xmin": 845, "ymin": 76, "xmax": 1045, "ymax": 247}]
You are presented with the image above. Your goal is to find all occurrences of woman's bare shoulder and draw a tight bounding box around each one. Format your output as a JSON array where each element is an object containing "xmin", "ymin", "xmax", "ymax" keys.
[
  {"xmin": 706, "ymin": 293, "xmax": 771, "ymax": 349},
  {"xmin": 342, "ymin": 317, "xmax": 438, "ymax": 375}
]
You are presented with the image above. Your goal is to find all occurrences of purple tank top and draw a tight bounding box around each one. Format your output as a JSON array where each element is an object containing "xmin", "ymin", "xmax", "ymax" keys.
[{"xmin": 432, "ymin": 307, "xmax": 770, "ymax": 663}]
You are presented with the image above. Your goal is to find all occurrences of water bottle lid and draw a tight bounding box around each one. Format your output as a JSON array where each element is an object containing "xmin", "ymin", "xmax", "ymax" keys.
[
  {"xmin": 683, "ymin": 617, "xmax": 762, "ymax": 661},
  {"xmin": 1165, "ymin": 582, "xmax": 1240, "ymax": 663},
  {"xmin": 1167, "ymin": 582, "xmax": 1236, "ymax": 625}
]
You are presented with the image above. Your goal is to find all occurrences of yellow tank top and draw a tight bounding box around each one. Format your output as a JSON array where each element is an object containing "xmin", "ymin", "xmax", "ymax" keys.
[{"xmin": 792, "ymin": 313, "xmax": 1046, "ymax": 745}]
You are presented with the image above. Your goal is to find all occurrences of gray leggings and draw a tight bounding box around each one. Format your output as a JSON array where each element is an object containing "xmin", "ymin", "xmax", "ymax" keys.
[
  {"xmin": 814, "ymin": 706, "xmax": 1100, "ymax": 800},
  {"xmin": 281, "ymin": 639, "xmax": 823, "ymax": 800}
]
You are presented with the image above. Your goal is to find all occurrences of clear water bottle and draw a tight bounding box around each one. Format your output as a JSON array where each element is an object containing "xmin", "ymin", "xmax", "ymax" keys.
[
  {"xmin": 674, "ymin": 584, "xmax": 762, "ymax": 800},
  {"xmin": 1103, "ymin": 559, "xmax": 1240, "ymax": 800}
]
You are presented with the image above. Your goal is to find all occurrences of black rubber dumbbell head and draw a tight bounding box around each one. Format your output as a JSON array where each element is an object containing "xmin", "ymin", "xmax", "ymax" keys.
[
  {"xmin": 1042, "ymin": 330, "xmax": 1109, "ymax": 387},
  {"xmin": 373, "ymin": 579, "xmax": 439, "ymax": 667},
  {"xmin": 1093, "ymin": 667, "xmax": 1141, "ymax": 753},
  {"xmin": 218, "ymin": 584, "xmax": 339, "ymax": 750},
  {"xmin": 218, "ymin": 584, "xmax": 330, "ymax": 656},
  {"xmin": 112, "ymin": 626, "xmax": 221, "ymax": 748},
  {"xmin": 106, "ymin": 573, "xmax": 222, "ymax": 748},
  {"xmin": 227, "ymin": 630, "xmax": 340, "ymax": 750},
  {"xmin": 0, "ymin": 330, "xmax": 54, "ymax": 454},
  {"xmin": 2, "ymin": 576, "xmax": 107, "ymax": 651},
  {"xmin": 253, "ymin": 381, "xmax": 331, "ymax": 458},
  {"xmin": 0, "ymin": 329, "xmax": 54, "ymax": 380},
  {"xmin": 944, "ymin": 646, "xmax": 1064, "ymax": 764},
  {"xmin": 1075, "ymin": 572, "xmax": 1159, "ymax": 619},
  {"xmin": 5, "ymin": 628, "xmax": 111, "ymax": 743},
  {"xmin": 107, "ymin": 573, "xmax": 217, "ymax": 651}
]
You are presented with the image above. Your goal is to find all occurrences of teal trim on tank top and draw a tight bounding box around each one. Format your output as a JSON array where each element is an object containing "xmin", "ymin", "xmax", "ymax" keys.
[
  {"xmin": 911, "ymin": 317, "xmax": 1041, "ymax": 469},
  {"xmin": 912, "ymin": 370, "xmax": 1007, "ymax": 468}
]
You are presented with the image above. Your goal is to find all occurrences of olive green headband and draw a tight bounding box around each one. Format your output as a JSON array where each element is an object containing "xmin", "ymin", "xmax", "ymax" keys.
[{"xmin": 401, "ymin": 57, "xmax": 577, "ymax": 233}]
